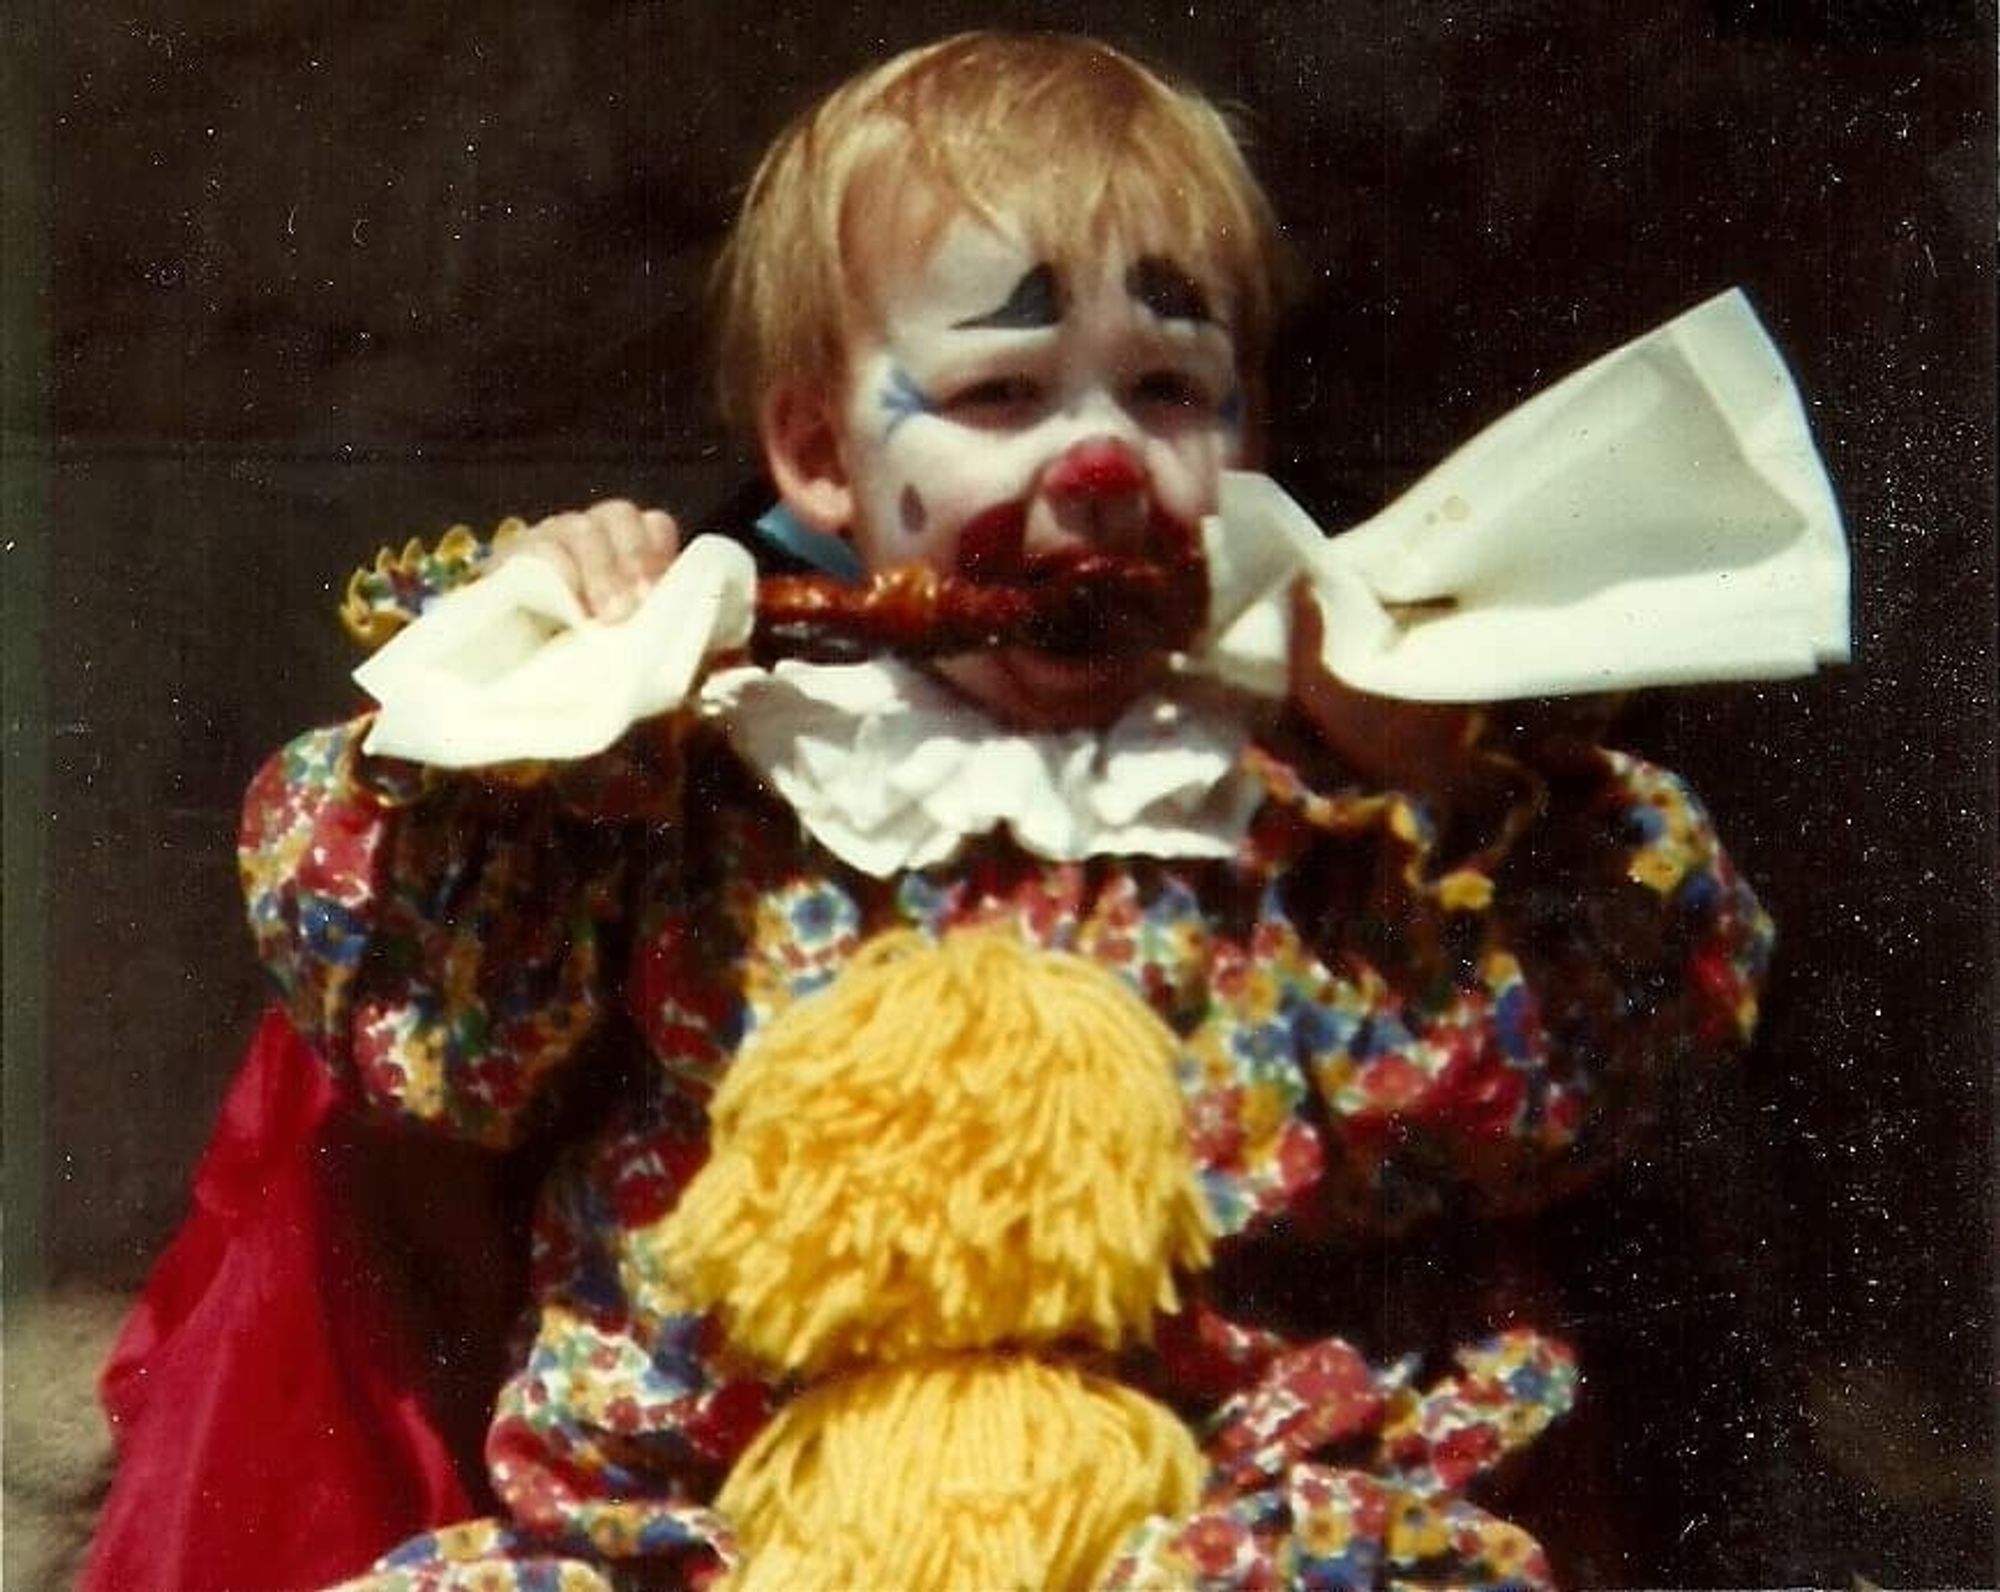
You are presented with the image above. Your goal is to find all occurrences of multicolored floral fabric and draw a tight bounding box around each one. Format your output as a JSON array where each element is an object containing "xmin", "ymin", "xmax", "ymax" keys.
[
  {"xmin": 1105, "ymin": 1330, "xmax": 1578, "ymax": 1592},
  {"xmin": 243, "ymin": 670, "xmax": 1771, "ymax": 1591}
]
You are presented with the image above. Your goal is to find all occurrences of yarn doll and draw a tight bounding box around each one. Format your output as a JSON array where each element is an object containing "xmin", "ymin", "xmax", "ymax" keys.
[{"xmin": 658, "ymin": 926, "xmax": 1211, "ymax": 1590}]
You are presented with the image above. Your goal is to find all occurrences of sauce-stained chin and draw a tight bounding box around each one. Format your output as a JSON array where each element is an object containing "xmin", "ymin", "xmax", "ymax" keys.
[{"xmin": 751, "ymin": 547, "xmax": 1209, "ymax": 665}]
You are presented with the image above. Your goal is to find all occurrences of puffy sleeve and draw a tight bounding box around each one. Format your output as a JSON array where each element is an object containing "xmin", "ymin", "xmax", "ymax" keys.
[
  {"xmin": 1179, "ymin": 738, "xmax": 1772, "ymax": 1241},
  {"xmin": 237, "ymin": 715, "xmax": 679, "ymax": 1146}
]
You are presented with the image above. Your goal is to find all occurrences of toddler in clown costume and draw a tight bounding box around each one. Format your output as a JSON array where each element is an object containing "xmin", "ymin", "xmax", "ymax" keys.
[{"xmin": 94, "ymin": 31, "xmax": 1848, "ymax": 1592}]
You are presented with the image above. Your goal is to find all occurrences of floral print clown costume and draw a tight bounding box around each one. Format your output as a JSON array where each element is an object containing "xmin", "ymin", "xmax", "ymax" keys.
[
  {"xmin": 238, "ymin": 541, "xmax": 1772, "ymax": 1589},
  {"xmin": 224, "ymin": 266, "xmax": 1849, "ymax": 1587}
]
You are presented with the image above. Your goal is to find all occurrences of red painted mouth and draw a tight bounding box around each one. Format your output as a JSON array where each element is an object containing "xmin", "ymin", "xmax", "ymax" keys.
[
  {"xmin": 949, "ymin": 499, "xmax": 1208, "ymax": 657},
  {"xmin": 954, "ymin": 499, "xmax": 1201, "ymax": 583}
]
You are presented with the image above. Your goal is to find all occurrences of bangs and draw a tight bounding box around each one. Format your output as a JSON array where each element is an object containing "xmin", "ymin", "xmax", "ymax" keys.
[
  {"xmin": 716, "ymin": 32, "xmax": 1291, "ymax": 431},
  {"xmin": 864, "ymin": 35, "xmax": 1281, "ymax": 345}
]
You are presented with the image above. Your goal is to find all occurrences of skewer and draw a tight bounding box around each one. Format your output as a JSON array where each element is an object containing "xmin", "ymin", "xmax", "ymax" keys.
[{"xmin": 748, "ymin": 553, "xmax": 1209, "ymax": 665}]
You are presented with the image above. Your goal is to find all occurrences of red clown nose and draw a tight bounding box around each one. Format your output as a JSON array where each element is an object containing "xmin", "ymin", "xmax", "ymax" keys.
[{"xmin": 1041, "ymin": 438, "xmax": 1148, "ymax": 500}]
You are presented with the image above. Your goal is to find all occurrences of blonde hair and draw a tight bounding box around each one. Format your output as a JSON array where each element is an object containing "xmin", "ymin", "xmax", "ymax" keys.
[{"xmin": 714, "ymin": 32, "xmax": 1292, "ymax": 431}]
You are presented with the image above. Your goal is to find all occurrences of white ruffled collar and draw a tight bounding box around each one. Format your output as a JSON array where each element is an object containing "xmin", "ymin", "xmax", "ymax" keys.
[{"xmin": 700, "ymin": 659, "xmax": 1267, "ymax": 877}]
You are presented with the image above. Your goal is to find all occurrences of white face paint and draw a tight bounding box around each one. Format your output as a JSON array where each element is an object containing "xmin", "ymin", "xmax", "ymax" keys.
[{"xmin": 837, "ymin": 215, "xmax": 1247, "ymax": 728}]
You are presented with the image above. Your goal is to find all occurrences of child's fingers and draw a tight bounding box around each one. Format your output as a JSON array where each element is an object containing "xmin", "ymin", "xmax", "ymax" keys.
[
  {"xmin": 578, "ymin": 501, "xmax": 680, "ymax": 619},
  {"xmin": 506, "ymin": 513, "xmax": 592, "ymax": 602},
  {"xmin": 504, "ymin": 501, "xmax": 681, "ymax": 620},
  {"xmin": 565, "ymin": 506, "xmax": 635, "ymax": 618},
  {"xmin": 612, "ymin": 506, "xmax": 682, "ymax": 591}
]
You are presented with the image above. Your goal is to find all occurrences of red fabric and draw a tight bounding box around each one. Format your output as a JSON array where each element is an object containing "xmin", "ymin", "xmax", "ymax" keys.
[{"xmin": 83, "ymin": 1007, "xmax": 523, "ymax": 1592}]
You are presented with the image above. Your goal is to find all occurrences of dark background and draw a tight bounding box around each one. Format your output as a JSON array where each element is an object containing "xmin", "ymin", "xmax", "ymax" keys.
[{"xmin": 5, "ymin": 1, "xmax": 1994, "ymax": 1585}]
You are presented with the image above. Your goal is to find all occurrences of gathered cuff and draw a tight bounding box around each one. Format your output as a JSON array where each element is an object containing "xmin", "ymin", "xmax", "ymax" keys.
[
  {"xmin": 340, "ymin": 520, "xmax": 522, "ymax": 651},
  {"xmin": 1102, "ymin": 1329, "xmax": 1577, "ymax": 1592}
]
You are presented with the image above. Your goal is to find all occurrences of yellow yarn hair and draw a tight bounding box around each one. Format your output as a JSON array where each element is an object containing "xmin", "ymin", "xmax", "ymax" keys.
[
  {"xmin": 653, "ymin": 927, "xmax": 1213, "ymax": 1377},
  {"xmin": 716, "ymin": 1354, "xmax": 1203, "ymax": 1592}
]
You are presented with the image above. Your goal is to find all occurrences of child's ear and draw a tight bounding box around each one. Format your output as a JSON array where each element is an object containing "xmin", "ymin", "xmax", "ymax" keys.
[{"xmin": 761, "ymin": 385, "xmax": 854, "ymax": 535}]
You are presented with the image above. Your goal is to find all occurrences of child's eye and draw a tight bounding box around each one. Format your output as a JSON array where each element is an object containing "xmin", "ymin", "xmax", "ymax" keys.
[
  {"xmin": 1127, "ymin": 370, "xmax": 1212, "ymax": 410},
  {"xmin": 944, "ymin": 377, "xmax": 1045, "ymax": 419}
]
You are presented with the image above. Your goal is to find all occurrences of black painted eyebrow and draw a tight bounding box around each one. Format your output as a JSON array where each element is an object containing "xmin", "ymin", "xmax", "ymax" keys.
[
  {"xmin": 1126, "ymin": 256, "xmax": 1213, "ymax": 325},
  {"xmin": 950, "ymin": 263, "xmax": 1063, "ymax": 329}
]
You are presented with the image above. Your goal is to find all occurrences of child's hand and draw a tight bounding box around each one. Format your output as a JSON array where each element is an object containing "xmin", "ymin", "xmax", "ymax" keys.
[
  {"xmin": 496, "ymin": 500, "xmax": 680, "ymax": 622},
  {"xmin": 1288, "ymin": 583, "xmax": 1484, "ymax": 806}
]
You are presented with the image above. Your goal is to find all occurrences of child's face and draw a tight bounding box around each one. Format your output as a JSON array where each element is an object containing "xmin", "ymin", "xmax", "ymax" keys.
[{"xmin": 824, "ymin": 206, "xmax": 1248, "ymax": 729}]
